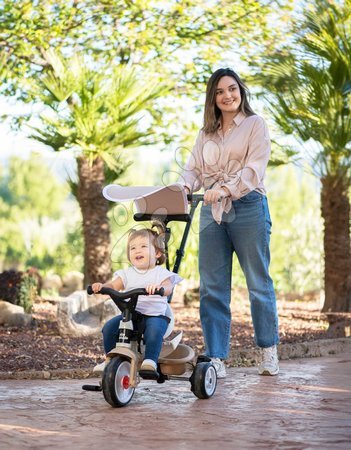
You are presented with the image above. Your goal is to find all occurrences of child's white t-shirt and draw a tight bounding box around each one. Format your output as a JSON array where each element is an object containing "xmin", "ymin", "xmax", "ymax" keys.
[{"xmin": 113, "ymin": 266, "xmax": 182, "ymax": 317}]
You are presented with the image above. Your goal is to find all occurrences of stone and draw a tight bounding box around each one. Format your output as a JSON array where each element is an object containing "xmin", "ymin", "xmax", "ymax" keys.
[
  {"xmin": 56, "ymin": 290, "xmax": 119, "ymax": 338},
  {"xmin": 59, "ymin": 271, "xmax": 84, "ymax": 296},
  {"xmin": 42, "ymin": 274, "xmax": 63, "ymax": 291},
  {"xmin": 325, "ymin": 312, "xmax": 351, "ymax": 338},
  {"xmin": 0, "ymin": 300, "xmax": 33, "ymax": 327}
]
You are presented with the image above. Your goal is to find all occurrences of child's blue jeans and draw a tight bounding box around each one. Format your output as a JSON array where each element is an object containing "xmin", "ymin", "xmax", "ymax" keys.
[
  {"xmin": 199, "ymin": 191, "xmax": 279, "ymax": 359},
  {"xmin": 102, "ymin": 314, "xmax": 168, "ymax": 363}
]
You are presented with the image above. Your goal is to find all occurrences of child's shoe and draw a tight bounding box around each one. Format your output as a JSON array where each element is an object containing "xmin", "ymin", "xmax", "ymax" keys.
[
  {"xmin": 93, "ymin": 357, "xmax": 110, "ymax": 374},
  {"xmin": 139, "ymin": 359, "xmax": 159, "ymax": 380},
  {"xmin": 257, "ymin": 345, "xmax": 279, "ymax": 376}
]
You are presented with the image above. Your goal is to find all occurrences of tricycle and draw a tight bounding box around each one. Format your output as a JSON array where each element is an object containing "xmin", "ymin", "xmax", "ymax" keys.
[
  {"xmin": 82, "ymin": 185, "xmax": 216, "ymax": 407},
  {"xmin": 83, "ymin": 284, "xmax": 216, "ymax": 407}
]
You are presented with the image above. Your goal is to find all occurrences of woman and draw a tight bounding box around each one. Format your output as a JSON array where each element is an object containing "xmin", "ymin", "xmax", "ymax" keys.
[{"xmin": 181, "ymin": 68, "xmax": 279, "ymax": 378}]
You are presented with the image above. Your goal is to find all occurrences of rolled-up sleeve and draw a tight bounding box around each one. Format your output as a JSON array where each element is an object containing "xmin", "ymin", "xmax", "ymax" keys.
[
  {"xmin": 178, "ymin": 131, "xmax": 203, "ymax": 193},
  {"xmin": 223, "ymin": 116, "xmax": 271, "ymax": 199}
]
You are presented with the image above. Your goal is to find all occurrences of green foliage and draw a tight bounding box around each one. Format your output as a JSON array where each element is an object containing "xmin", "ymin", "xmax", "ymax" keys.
[
  {"xmin": 252, "ymin": 0, "xmax": 351, "ymax": 183},
  {"xmin": 50, "ymin": 226, "xmax": 84, "ymax": 277},
  {"xmin": 269, "ymin": 139, "xmax": 300, "ymax": 167},
  {"xmin": 0, "ymin": 154, "xmax": 72, "ymax": 270},
  {"xmin": 29, "ymin": 51, "xmax": 170, "ymax": 172},
  {"xmin": 0, "ymin": 199, "xmax": 25, "ymax": 265},
  {"xmin": 0, "ymin": 269, "xmax": 38, "ymax": 312},
  {"xmin": 267, "ymin": 165, "xmax": 323, "ymax": 294},
  {"xmin": 0, "ymin": 0, "xmax": 291, "ymax": 102},
  {"xmin": 17, "ymin": 274, "xmax": 37, "ymax": 313},
  {"xmin": 0, "ymin": 153, "xmax": 68, "ymax": 220}
]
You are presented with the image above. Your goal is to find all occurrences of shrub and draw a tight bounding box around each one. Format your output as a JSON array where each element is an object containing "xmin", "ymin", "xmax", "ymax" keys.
[
  {"xmin": 0, "ymin": 269, "xmax": 22, "ymax": 304},
  {"xmin": 0, "ymin": 268, "xmax": 40, "ymax": 313},
  {"xmin": 17, "ymin": 274, "xmax": 38, "ymax": 313}
]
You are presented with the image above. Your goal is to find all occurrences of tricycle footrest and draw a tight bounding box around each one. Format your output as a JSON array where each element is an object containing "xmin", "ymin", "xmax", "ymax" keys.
[
  {"xmin": 82, "ymin": 384, "xmax": 102, "ymax": 392},
  {"xmin": 139, "ymin": 369, "xmax": 160, "ymax": 380}
]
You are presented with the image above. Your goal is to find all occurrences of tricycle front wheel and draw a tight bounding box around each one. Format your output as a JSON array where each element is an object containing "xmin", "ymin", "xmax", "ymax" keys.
[
  {"xmin": 102, "ymin": 356, "xmax": 135, "ymax": 407},
  {"xmin": 190, "ymin": 362, "xmax": 217, "ymax": 399}
]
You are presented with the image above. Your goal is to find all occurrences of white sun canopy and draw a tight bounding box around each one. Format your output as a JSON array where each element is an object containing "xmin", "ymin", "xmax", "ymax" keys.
[{"xmin": 102, "ymin": 183, "xmax": 189, "ymax": 216}]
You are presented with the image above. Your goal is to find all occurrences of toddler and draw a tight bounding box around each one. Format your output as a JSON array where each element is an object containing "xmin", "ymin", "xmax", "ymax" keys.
[{"xmin": 91, "ymin": 223, "xmax": 182, "ymax": 376}]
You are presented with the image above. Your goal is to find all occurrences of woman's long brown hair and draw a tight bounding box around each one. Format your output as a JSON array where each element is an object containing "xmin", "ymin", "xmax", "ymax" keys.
[{"xmin": 203, "ymin": 68, "xmax": 256, "ymax": 134}]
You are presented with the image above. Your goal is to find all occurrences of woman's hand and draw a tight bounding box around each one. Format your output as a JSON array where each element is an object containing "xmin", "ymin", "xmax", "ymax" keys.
[{"xmin": 204, "ymin": 188, "xmax": 228, "ymax": 205}]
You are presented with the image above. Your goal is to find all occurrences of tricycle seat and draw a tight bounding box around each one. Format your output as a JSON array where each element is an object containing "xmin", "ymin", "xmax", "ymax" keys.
[{"xmin": 159, "ymin": 343, "xmax": 195, "ymax": 375}]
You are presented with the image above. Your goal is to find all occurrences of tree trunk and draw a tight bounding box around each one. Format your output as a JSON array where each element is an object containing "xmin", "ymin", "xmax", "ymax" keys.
[
  {"xmin": 77, "ymin": 156, "xmax": 111, "ymax": 286},
  {"xmin": 321, "ymin": 175, "xmax": 351, "ymax": 312}
]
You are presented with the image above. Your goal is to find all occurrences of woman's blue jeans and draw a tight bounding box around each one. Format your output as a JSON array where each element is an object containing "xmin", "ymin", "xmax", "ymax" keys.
[
  {"xmin": 102, "ymin": 315, "xmax": 168, "ymax": 363},
  {"xmin": 199, "ymin": 191, "xmax": 279, "ymax": 359}
]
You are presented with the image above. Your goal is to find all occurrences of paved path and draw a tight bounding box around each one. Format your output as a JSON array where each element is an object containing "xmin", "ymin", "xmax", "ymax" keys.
[{"xmin": 1, "ymin": 352, "xmax": 350, "ymax": 450}]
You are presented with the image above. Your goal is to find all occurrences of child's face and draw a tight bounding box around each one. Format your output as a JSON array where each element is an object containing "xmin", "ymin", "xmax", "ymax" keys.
[{"xmin": 128, "ymin": 235, "xmax": 160, "ymax": 270}]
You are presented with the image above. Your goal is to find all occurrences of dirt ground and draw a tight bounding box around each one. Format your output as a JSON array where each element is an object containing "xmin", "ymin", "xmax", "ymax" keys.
[{"xmin": 0, "ymin": 289, "xmax": 331, "ymax": 373}]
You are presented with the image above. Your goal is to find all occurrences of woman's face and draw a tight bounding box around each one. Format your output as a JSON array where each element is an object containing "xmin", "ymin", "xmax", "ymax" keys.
[{"xmin": 215, "ymin": 75, "xmax": 241, "ymax": 115}]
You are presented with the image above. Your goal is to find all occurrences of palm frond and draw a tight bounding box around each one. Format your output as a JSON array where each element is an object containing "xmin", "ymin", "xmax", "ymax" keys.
[
  {"xmin": 257, "ymin": 0, "xmax": 351, "ymax": 180},
  {"xmin": 31, "ymin": 49, "xmax": 168, "ymax": 178}
]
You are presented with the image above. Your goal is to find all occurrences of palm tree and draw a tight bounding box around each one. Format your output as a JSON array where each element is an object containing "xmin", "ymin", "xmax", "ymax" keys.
[
  {"xmin": 30, "ymin": 50, "xmax": 169, "ymax": 285},
  {"xmin": 255, "ymin": 0, "xmax": 351, "ymax": 311}
]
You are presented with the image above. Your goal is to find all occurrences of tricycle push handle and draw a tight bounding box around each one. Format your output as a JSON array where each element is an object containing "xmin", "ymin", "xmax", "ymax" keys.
[
  {"xmin": 187, "ymin": 193, "xmax": 204, "ymax": 202},
  {"xmin": 187, "ymin": 193, "xmax": 224, "ymax": 202}
]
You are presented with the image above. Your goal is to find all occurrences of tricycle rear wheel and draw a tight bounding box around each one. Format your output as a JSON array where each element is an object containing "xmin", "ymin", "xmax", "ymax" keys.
[
  {"xmin": 190, "ymin": 362, "xmax": 217, "ymax": 399},
  {"xmin": 102, "ymin": 356, "xmax": 135, "ymax": 407}
]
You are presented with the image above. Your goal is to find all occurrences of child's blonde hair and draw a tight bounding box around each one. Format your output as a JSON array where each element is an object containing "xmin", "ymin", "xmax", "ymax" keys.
[{"xmin": 127, "ymin": 221, "xmax": 166, "ymax": 265}]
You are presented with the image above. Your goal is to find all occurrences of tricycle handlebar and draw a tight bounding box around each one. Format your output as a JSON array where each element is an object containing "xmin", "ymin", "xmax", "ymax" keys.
[
  {"xmin": 87, "ymin": 285, "xmax": 165, "ymax": 299},
  {"xmin": 87, "ymin": 285, "xmax": 165, "ymax": 315}
]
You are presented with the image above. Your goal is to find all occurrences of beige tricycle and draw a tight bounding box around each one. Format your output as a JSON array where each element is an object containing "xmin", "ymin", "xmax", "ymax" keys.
[
  {"xmin": 83, "ymin": 285, "xmax": 217, "ymax": 407},
  {"xmin": 82, "ymin": 186, "xmax": 217, "ymax": 407}
]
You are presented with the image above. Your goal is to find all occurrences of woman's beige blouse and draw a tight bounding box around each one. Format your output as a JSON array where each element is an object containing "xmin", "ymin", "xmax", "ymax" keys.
[{"xmin": 180, "ymin": 112, "xmax": 271, "ymax": 223}]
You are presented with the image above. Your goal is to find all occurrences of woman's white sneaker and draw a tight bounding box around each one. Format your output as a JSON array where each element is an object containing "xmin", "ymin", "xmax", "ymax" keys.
[
  {"xmin": 211, "ymin": 358, "xmax": 227, "ymax": 379},
  {"xmin": 257, "ymin": 345, "xmax": 279, "ymax": 376}
]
